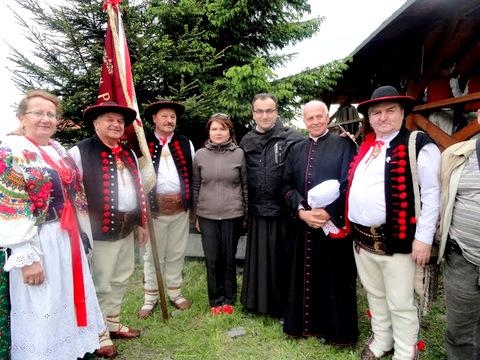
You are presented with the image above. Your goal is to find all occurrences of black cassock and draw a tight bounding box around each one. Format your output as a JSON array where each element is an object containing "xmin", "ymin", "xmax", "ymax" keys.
[{"xmin": 281, "ymin": 132, "xmax": 358, "ymax": 345}]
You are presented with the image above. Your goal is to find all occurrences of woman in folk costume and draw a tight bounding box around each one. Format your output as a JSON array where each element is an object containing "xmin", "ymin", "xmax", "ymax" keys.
[{"xmin": 0, "ymin": 90, "xmax": 104, "ymax": 359}]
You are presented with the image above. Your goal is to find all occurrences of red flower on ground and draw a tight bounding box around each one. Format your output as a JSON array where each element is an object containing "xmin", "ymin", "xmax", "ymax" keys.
[{"xmin": 417, "ymin": 339, "xmax": 425, "ymax": 351}]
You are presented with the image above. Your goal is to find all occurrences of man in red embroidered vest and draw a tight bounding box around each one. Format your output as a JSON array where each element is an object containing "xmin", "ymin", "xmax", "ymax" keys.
[
  {"xmin": 70, "ymin": 102, "xmax": 149, "ymax": 358},
  {"xmin": 346, "ymin": 86, "xmax": 440, "ymax": 360},
  {"xmin": 138, "ymin": 100, "xmax": 195, "ymax": 318}
]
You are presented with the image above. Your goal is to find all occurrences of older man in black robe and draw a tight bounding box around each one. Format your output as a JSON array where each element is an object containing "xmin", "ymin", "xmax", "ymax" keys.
[{"xmin": 281, "ymin": 100, "xmax": 358, "ymax": 346}]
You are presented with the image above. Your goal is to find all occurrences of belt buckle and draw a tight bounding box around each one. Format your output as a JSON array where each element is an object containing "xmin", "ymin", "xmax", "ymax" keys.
[{"xmin": 370, "ymin": 226, "xmax": 384, "ymax": 253}]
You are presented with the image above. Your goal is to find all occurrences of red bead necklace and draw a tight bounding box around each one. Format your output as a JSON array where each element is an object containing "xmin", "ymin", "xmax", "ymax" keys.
[{"xmin": 26, "ymin": 136, "xmax": 74, "ymax": 185}]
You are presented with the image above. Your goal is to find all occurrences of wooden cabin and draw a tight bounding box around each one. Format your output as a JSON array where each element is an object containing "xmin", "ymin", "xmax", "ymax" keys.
[{"xmin": 324, "ymin": 0, "xmax": 480, "ymax": 150}]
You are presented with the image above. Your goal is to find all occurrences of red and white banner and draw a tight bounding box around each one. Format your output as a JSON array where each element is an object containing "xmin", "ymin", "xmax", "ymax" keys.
[{"xmin": 98, "ymin": 0, "xmax": 156, "ymax": 192}]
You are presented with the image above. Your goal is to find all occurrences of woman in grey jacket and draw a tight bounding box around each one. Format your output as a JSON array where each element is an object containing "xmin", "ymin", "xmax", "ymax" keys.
[{"xmin": 192, "ymin": 113, "xmax": 248, "ymax": 315}]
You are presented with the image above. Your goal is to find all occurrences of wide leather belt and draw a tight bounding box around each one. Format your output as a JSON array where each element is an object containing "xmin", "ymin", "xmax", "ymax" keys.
[
  {"xmin": 352, "ymin": 222, "xmax": 391, "ymax": 255},
  {"xmin": 118, "ymin": 210, "xmax": 139, "ymax": 238},
  {"xmin": 155, "ymin": 193, "xmax": 184, "ymax": 216}
]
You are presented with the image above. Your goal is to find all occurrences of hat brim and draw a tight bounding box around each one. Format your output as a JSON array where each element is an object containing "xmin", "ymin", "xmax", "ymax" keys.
[
  {"xmin": 83, "ymin": 105, "xmax": 137, "ymax": 126},
  {"xmin": 144, "ymin": 102, "xmax": 185, "ymax": 121},
  {"xmin": 357, "ymin": 95, "xmax": 415, "ymax": 116}
]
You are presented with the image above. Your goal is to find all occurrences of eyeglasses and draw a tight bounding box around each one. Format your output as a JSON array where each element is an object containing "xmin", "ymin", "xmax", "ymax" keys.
[
  {"xmin": 24, "ymin": 110, "xmax": 57, "ymax": 120},
  {"xmin": 253, "ymin": 109, "xmax": 276, "ymax": 115}
]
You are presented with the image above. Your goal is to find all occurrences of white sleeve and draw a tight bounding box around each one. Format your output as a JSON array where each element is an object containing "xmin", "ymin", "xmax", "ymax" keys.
[
  {"xmin": 415, "ymin": 142, "xmax": 441, "ymax": 244},
  {"xmin": 0, "ymin": 138, "xmax": 43, "ymax": 270},
  {"xmin": 3, "ymin": 232, "xmax": 42, "ymax": 271},
  {"xmin": 68, "ymin": 145, "xmax": 83, "ymax": 177},
  {"xmin": 189, "ymin": 140, "xmax": 196, "ymax": 160}
]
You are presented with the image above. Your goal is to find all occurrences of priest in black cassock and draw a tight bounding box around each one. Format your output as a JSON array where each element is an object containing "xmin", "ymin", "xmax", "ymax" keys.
[
  {"xmin": 240, "ymin": 93, "xmax": 303, "ymax": 318},
  {"xmin": 281, "ymin": 100, "xmax": 358, "ymax": 346}
]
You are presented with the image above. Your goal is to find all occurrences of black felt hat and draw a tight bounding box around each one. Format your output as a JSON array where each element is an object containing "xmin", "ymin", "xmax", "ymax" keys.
[
  {"xmin": 357, "ymin": 85, "xmax": 415, "ymax": 115},
  {"xmin": 144, "ymin": 99, "xmax": 185, "ymax": 121},
  {"xmin": 83, "ymin": 101, "xmax": 137, "ymax": 126}
]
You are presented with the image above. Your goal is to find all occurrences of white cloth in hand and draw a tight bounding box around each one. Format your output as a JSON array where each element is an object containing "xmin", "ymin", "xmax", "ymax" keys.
[{"xmin": 307, "ymin": 180, "xmax": 340, "ymax": 235}]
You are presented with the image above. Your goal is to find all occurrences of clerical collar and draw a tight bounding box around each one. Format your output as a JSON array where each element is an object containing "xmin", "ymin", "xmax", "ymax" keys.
[
  {"xmin": 255, "ymin": 122, "xmax": 276, "ymax": 133},
  {"xmin": 309, "ymin": 129, "xmax": 329, "ymax": 142}
]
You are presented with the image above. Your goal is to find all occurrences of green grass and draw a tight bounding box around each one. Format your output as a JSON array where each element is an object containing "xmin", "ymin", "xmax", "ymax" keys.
[{"xmin": 114, "ymin": 259, "xmax": 446, "ymax": 359}]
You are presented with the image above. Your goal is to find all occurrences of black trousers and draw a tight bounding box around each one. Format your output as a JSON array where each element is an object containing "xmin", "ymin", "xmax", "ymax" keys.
[{"xmin": 198, "ymin": 216, "xmax": 243, "ymax": 307}]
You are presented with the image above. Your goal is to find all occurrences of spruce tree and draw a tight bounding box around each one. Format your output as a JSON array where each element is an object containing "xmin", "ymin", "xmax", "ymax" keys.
[{"xmin": 8, "ymin": 0, "xmax": 347, "ymax": 144}]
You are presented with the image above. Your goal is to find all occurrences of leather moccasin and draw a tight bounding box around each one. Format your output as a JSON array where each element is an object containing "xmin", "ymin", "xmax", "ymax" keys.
[
  {"xmin": 170, "ymin": 297, "xmax": 191, "ymax": 310},
  {"xmin": 109, "ymin": 326, "xmax": 140, "ymax": 339},
  {"xmin": 361, "ymin": 346, "xmax": 379, "ymax": 360},
  {"xmin": 95, "ymin": 344, "xmax": 118, "ymax": 358},
  {"xmin": 360, "ymin": 345, "xmax": 394, "ymax": 360},
  {"xmin": 138, "ymin": 301, "xmax": 158, "ymax": 319}
]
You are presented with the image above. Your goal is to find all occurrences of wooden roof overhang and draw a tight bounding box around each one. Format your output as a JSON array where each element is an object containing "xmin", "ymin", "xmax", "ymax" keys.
[
  {"xmin": 324, "ymin": 0, "xmax": 480, "ymax": 104},
  {"xmin": 324, "ymin": 0, "xmax": 480, "ymax": 149}
]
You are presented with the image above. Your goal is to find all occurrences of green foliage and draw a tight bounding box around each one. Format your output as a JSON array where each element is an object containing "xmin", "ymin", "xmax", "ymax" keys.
[
  {"xmin": 8, "ymin": 0, "xmax": 348, "ymax": 145},
  {"xmin": 214, "ymin": 57, "xmax": 276, "ymax": 119}
]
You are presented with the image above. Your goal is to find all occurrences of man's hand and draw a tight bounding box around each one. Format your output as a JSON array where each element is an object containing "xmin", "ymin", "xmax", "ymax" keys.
[
  {"xmin": 298, "ymin": 208, "xmax": 330, "ymax": 229},
  {"xmin": 411, "ymin": 239, "xmax": 432, "ymax": 266},
  {"xmin": 339, "ymin": 130, "xmax": 355, "ymax": 141},
  {"xmin": 22, "ymin": 261, "xmax": 45, "ymax": 286},
  {"xmin": 137, "ymin": 226, "xmax": 149, "ymax": 246},
  {"xmin": 195, "ymin": 218, "xmax": 201, "ymax": 233}
]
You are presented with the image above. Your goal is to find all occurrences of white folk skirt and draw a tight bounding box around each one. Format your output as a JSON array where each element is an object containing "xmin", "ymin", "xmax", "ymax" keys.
[{"xmin": 9, "ymin": 221, "xmax": 105, "ymax": 360}]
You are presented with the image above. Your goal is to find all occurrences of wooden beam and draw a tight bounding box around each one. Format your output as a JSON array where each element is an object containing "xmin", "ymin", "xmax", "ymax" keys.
[
  {"xmin": 413, "ymin": 91, "xmax": 480, "ymax": 112},
  {"xmin": 406, "ymin": 113, "xmax": 457, "ymax": 151},
  {"xmin": 452, "ymin": 121, "xmax": 480, "ymax": 141},
  {"xmin": 407, "ymin": 112, "xmax": 480, "ymax": 151}
]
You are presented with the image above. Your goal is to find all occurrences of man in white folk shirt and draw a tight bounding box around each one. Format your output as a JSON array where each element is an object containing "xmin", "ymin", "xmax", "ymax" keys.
[
  {"xmin": 138, "ymin": 99, "xmax": 195, "ymax": 318},
  {"xmin": 70, "ymin": 101, "xmax": 149, "ymax": 358},
  {"xmin": 345, "ymin": 86, "xmax": 440, "ymax": 360}
]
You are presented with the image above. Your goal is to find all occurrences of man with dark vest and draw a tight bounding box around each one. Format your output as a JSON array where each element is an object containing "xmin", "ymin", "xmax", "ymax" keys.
[
  {"xmin": 138, "ymin": 100, "xmax": 194, "ymax": 318},
  {"xmin": 346, "ymin": 86, "xmax": 440, "ymax": 360},
  {"xmin": 70, "ymin": 101, "xmax": 149, "ymax": 358}
]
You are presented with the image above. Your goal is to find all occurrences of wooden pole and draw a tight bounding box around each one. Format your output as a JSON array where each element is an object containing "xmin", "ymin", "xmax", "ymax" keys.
[{"xmin": 145, "ymin": 203, "xmax": 169, "ymax": 321}]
